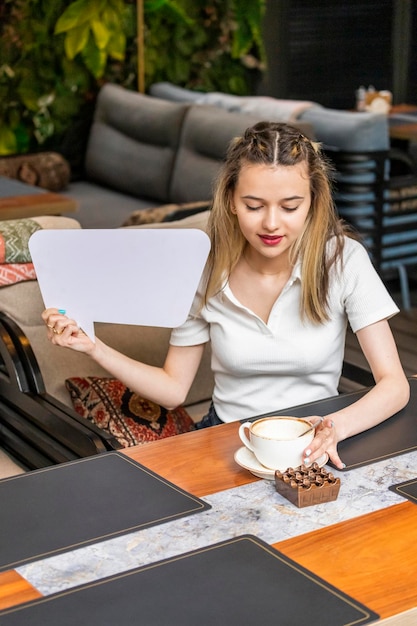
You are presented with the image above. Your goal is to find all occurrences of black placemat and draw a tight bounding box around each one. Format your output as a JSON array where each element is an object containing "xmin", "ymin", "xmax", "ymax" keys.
[
  {"xmin": 0, "ymin": 535, "xmax": 378, "ymax": 625},
  {"xmin": 256, "ymin": 378, "xmax": 417, "ymax": 470},
  {"xmin": 0, "ymin": 452, "xmax": 210, "ymax": 572},
  {"xmin": 389, "ymin": 477, "xmax": 417, "ymax": 504}
]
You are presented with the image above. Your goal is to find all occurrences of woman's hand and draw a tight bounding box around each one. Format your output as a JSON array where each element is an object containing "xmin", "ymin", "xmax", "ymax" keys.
[
  {"xmin": 302, "ymin": 416, "xmax": 345, "ymax": 470},
  {"xmin": 41, "ymin": 308, "xmax": 95, "ymax": 355}
]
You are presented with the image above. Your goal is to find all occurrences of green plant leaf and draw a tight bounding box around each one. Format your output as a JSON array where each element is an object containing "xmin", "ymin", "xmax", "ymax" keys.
[
  {"xmin": 107, "ymin": 31, "xmax": 126, "ymax": 60},
  {"xmin": 108, "ymin": 0, "xmax": 126, "ymax": 14},
  {"xmin": 145, "ymin": 0, "xmax": 169, "ymax": 13},
  {"xmin": 13, "ymin": 124, "xmax": 31, "ymax": 153},
  {"xmin": 231, "ymin": 25, "xmax": 252, "ymax": 58},
  {"xmin": 102, "ymin": 5, "xmax": 121, "ymax": 30},
  {"xmin": 0, "ymin": 126, "xmax": 18, "ymax": 155},
  {"xmin": 17, "ymin": 84, "xmax": 41, "ymax": 113},
  {"xmin": 61, "ymin": 57, "xmax": 93, "ymax": 92},
  {"xmin": 82, "ymin": 36, "xmax": 107, "ymax": 78},
  {"xmin": 2, "ymin": 0, "xmax": 266, "ymax": 154},
  {"xmin": 54, "ymin": 0, "xmax": 105, "ymax": 34},
  {"xmin": 64, "ymin": 23, "xmax": 91, "ymax": 59},
  {"xmin": 120, "ymin": 4, "xmax": 137, "ymax": 38},
  {"xmin": 232, "ymin": 0, "xmax": 266, "ymax": 61},
  {"xmin": 91, "ymin": 20, "xmax": 111, "ymax": 50},
  {"xmin": 163, "ymin": 0, "xmax": 193, "ymax": 25}
]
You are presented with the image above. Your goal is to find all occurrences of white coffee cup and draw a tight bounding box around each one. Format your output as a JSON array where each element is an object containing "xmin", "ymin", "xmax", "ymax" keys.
[{"xmin": 238, "ymin": 416, "xmax": 315, "ymax": 471}]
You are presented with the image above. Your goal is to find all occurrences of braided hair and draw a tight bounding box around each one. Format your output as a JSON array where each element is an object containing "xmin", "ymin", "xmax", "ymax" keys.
[{"xmin": 204, "ymin": 121, "xmax": 350, "ymax": 323}]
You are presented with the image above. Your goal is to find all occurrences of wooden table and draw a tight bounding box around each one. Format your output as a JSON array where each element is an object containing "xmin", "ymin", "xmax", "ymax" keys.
[
  {"xmin": 1, "ymin": 412, "xmax": 417, "ymax": 623},
  {"xmin": 389, "ymin": 104, "xmax": 417, "ymax": 142},
  {"xmin": 0, "ymin": 177, "xmax": 77, "ymax": 220},
  {"xmin": 124, "ymin": 423, "xmax": 417, "ymax": 624}
]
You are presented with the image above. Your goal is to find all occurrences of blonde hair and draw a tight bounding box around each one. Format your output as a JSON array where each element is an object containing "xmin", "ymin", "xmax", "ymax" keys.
[{"xmin": 204, "ymin": 121, "xmax": 352, "ymax": 323}]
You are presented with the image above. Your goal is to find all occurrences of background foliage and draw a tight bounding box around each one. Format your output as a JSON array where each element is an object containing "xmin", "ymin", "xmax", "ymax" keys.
[{"xmin": 0, "ymin": 0, "xmax": 266, "ymax": 156}]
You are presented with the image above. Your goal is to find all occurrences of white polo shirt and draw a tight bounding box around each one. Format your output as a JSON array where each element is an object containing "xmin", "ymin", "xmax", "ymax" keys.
[{"xmin": 170, "ymin": 237, "xmax": 398, "ymax": 423}]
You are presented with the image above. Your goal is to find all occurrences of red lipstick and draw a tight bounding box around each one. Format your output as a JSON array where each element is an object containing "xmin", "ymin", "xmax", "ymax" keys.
[{"xmin": 259, "ymin": 235, "xmax": 283, "ymax": 246}]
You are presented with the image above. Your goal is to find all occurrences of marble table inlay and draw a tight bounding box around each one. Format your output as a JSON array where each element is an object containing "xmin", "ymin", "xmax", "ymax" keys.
[{"xmin": 17, "ymin": 451, "xmax": 416, "ymax": 596}]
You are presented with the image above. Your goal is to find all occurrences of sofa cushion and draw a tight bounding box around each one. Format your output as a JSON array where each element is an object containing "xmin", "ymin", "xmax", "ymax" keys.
[
  {"xmin": 169, "ymin": 105, "xmax": 255, "ymax": 203},
  {"xmin": 136, "ymin": 209, "xmax": 210, "ymax": 231},
  {"xmin": 61, "ymin": 181, "xmax": 160, "ymax": 229},
  {"xmin": 65, "ymin": 376, "xmax": 195, "ymax": 447},
  {"xmin": 149, "ymin": 82, "xmax": 207, "ymax": 103},
  {"xmin": 84, "ymin": 84, "xmax": 189, "ymax": 204},
  {"xmin": 0, "ymin": 216, "xmax": 80, "ymax": 324},
  {"xmin": 0, "ymin": 218, "xmax": 41, "ymax": 264},
  {"xmin": 0, "ymin": 216, "xmax": 80, "ymax": 287},
  {"xmin": 122, "ymin": 200, "xmax": 210, "ymax": 227},
  {"xmin": 198, "ymin": 92, "xmax": 317, "ymax": 122},
  {"xmin": 169, "ymin": 105, "xmax": 314, "ymax": 203},
  {"xmin": 300, "ymin": 106, "xmax": 389, "ymax": 151},
  {"xmin": 0, "ymin": 263, "xmax": 36, "ymax": 287},
  {"xmin": 150, "ymin": 82, "xmax": 389, "ymax": 153},
  {"xmin": 149, "ymin": 83, "xmax": 317, "ymax": 121}
]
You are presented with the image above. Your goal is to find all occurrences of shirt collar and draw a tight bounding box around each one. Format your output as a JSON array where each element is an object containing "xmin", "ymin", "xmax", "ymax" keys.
[{"xmin": 291, "ymin": 258, "xmax": 302, "ymax": 282}]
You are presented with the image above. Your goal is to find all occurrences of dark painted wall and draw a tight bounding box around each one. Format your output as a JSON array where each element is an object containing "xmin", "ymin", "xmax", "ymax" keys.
[{"xmin": 259, "ymin": 0, "xmax": 416, "ymax": 108}]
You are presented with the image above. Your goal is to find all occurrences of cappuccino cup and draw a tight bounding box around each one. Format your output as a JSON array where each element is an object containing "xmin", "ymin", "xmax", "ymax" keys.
[{"xmin": 238, "ymin": 416, "xmax": 315, "ymax": 471}]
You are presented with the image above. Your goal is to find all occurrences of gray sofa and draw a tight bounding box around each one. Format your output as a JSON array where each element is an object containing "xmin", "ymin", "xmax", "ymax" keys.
[
  {"xmin": 61, "ymin": 83, "xmax": 315, "ymax": 229},
  {"xmin": 149, "ymin": 81, "xmax": 391, "ymax": 152}
]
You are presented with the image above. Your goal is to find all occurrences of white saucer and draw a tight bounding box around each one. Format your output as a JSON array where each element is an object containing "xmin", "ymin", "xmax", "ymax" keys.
[{"xmin": 234, "ymin": 447, "xmax": 329, "ymax": 480}]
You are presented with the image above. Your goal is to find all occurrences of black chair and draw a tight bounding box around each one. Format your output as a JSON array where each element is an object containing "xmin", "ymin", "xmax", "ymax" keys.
[
  {"xmin": 324, "ymin": 147, "xmax": 417, "ymax": 309},
  {"xmin": 0, "ymin": 313, "xmax": 121, "ymax": 470}
]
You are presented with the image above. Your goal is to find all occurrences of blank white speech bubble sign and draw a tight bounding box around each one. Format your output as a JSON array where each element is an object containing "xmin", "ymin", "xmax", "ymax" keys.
[{"xmin": 29, "ymin": 229, "xmax": 211, "ymax": 341}]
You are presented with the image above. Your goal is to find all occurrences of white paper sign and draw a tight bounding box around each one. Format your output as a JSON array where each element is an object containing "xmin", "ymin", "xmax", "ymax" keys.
[{"xmin": 29, "ymin": 229, "xmax": 211, "ymax": 340}]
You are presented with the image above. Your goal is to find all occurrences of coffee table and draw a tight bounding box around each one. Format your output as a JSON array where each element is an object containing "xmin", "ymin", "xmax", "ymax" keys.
[
  {"xmin": 389, "ymin": 104, "xmax": 417, "ymax": 142},
  {"xmin": 0, "ymin": 177, "xmax": 77, "ymax": 220}
]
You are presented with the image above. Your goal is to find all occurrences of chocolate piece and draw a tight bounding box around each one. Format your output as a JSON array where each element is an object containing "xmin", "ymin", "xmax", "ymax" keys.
[{"xmin": 275, "ymin": 463, "xmax": 341, "ymax": 508}]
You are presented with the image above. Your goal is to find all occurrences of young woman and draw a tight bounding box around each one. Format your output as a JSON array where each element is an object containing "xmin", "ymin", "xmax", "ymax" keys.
[{"xmin": 42, "ymin": 122, "xmax": 409, "ymax": 469}]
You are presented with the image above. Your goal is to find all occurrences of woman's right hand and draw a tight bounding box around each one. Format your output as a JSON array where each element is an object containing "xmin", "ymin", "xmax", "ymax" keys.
[{"xmin": 41, "ymin": 308, "xmax": 96, "ymax": 355}]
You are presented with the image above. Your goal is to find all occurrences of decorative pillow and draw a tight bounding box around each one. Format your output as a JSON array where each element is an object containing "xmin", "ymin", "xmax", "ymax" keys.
[
  {"xmin": 65, "ymin": 377, "xmax": 195, "ymax": 447},
  {"xmin": 0, "ymin": 218, "xmax": 41, "ymax": 287},
  {"xmin": 0, "ymin": 262, "xmax": 36, "ymax": 287},
  {"xmin": 0, "ymin": 218, "xmax": 41, "ymax": 264},
  {"xmin": 122, "ymin": 200, "xmax": 210, "ymax": 226},
  {"xmin": 0, "ymin": 152, "xmax": 71, "ymax": 191}
]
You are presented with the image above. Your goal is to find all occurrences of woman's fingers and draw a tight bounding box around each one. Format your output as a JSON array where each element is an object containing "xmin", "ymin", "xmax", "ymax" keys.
[
  {"xmin": 43, "ymin": 308, "xmax": 94, "ymax": 354},
  {"xmin": 43, "ymin": 308, "xmax": 80, "ymax": 342},
  {"xmin": 42, "ymin": 307, "xmax": 66, "ymax": 322},
  {"xmin": 327, "ymin": 449, "xmax": 346, "ymax": 470},
  {"xmin": 303, "ymin": 417, "xmax": 346, "ymax": 469},
  {"xmin": 43, "ymin": 309, "xmax": 78, "ymax": 334}
]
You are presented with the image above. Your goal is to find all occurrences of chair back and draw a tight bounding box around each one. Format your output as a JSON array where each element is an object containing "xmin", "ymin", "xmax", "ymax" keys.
[{"xmin": 325, "ymin": 147, "xmax": 417, "ymax": 308}]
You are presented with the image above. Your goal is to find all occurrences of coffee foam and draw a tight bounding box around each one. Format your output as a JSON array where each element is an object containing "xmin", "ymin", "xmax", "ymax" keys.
[{"xmin": 252, "ymin": 417, "xmax": 308, "ymax": 440}]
